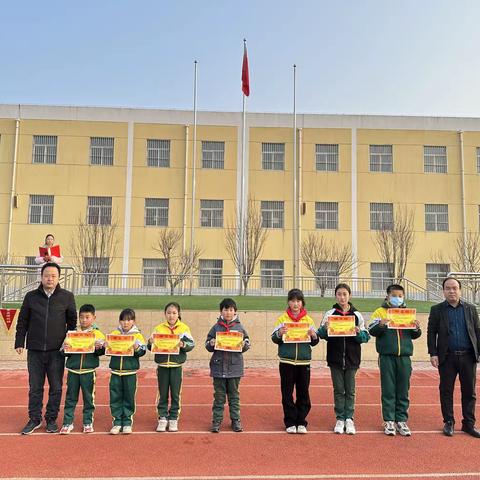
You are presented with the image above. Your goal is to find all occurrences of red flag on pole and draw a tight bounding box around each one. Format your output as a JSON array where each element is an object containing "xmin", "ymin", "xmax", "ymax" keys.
[{"xmin": 242, "ymin": 41, "xmax": 250, "ymax": 97}]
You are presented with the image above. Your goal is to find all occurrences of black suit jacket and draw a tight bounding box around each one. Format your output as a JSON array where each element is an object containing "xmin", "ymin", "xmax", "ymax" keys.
[{"xmin": 427, "ymin": 300, "xmax": 480, "ymax": 365}]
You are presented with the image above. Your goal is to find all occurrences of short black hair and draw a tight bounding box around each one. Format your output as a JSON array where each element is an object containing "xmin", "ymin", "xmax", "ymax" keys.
[
  {"xmin": 287, "ymin": 288, "xmax": 305, "ymax": 306},
  {"xmin": 164, "ymin": 301, "xmax": 182, "ymax": 319},
  {"xmin": 45, "ymin": 234, "xmax": 55, "ymax": 243},
  {"xmin": 220, "ymin": 298, "xmax": 237, "ymax": 311},
  {"xmin": 335, "ymin": 283, "xmax": 351, "ymax": 295},
  {"xmin": 386, "ymin": 284, "xmax": 404, "ymax": 294},
  {"xmin": 442, "ymin": 277, "xmax": 461, "ymax": 289},
  {"xmin": 79, "ymin": 304, "xmax": 96, "ymax": 315},
  {"xmin": 119, "ymin": 308, "xmax": 136, "ymax": 321},
  {"xmin": 41, "ymin": 262, "xmax": 61, "ymax": 276}
]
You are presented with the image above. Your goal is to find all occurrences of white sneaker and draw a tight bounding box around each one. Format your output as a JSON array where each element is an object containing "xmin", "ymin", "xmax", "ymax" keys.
[
  {"xmin": 297, "ymin": 425, "xmax": 307, "ymax": 434},
  {"xmin": 122, "ymin": 426, "xmax": 132, "ymax": 434},
  {"xmin": 156, "ymin": 417, "xmax": 168, "ymax": 432},
  {"xmin": 168, "ymin": 419, "xmax": 178, "ymax": 432},
  {"xmin": 59, "ymin": 424, "xmax": 74, "ymax": 435},
  {"xmin": 110, "ymin": 425, "xmax": 122, "ymax": 435},
  {"xmin": 395, "ymin": 421, "xmax": 411, "ymax": 436},
  {"xmin": 334, "ymin": 419, "xmax": 345, "ymax": 434},
  {"xmin": 286, "ymin": 426, "xmax": 297, "ymax": 434},
  {"xmin": 345, "ymin": 418, "xmax": 356, "ymax": 435},
  {"xmin": 384, "ymin": 421, "xmax": 396, "ymax": 436}
]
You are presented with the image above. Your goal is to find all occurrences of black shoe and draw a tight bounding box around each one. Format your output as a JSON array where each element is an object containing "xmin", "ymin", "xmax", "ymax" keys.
[
  {"xmin": 45, "ymin": 419, "xmax": 58, "ymax": 433},
  {"xmin": 443, "ymin": 421, "xmax": 454, "ymax": 436},
  {"xmin": 21, "ymin": 419, "xmax": 42, "ymax": 435},
  {"xmin": 461, "ymin": 424, "xmax": 480, "ymax": 438},
  {"xmin": 210, "ymin": 421, "xmax": 221, "ymax": 433},
  {"xmin": 231, "ymin": 420, "xmax": 243, "ymax": 432}
]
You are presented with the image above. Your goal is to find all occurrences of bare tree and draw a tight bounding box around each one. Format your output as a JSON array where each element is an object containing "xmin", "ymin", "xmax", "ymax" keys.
[
  {"xmin": 153, "ymin": 229, "xmax": 201, "ymax": 295},
  {"xmin": 373, "ymin": 206, "xmax": 415, "ymax": 281},
  {"xmin": 70, "ymin": 216, "xmax": 118, "ymax": 294},
  {"xmin": 301, "ymin": 233, "xmax": 357, "ymax": 297},
  {"xmin": 225, "ymin": 198, "xmax": 268, "ymax": 295}
]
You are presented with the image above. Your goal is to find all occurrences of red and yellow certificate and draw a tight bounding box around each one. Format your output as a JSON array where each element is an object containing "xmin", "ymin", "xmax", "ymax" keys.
[
  {"xmin": 387, "ymin": 308, "xmax": 417, "ymax": 329},
  {"xmin": 327, "ymin": 316, "xmax": 356, "ymax": 337},
  {"xmin": 282, "ymin": 322, "xmax": 311, "ymax": 343},
  {"xmin": 151, "ymin": 333, "xmax": 180, "ymax": 355},
  {"xmin": 64, "ymin": 331, "xmax": 96, "ymax": 354},
  {"xmin": 105, "ymin": 334, "xmax": 135, "ymax": 356},
  {"xmin": 215, "ymin": 331, "xmax": 244, "ymax": 352}
]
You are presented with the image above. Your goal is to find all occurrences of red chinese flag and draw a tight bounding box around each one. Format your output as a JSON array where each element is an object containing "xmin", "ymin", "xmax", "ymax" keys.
[{"xmin": 242, "ymin": 43, "xmax": 250, "ymax": 97}]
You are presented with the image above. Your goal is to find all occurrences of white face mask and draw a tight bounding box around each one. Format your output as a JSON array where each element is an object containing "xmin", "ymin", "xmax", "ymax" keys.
[{"xmin": 389, "ymin": 296, "xmax": 403, "ymax": 307}]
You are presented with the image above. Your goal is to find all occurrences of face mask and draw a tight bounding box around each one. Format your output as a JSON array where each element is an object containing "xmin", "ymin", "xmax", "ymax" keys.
[{"xmin": 389, "ymin": 296, "xmax": 403, "ymax": 307}]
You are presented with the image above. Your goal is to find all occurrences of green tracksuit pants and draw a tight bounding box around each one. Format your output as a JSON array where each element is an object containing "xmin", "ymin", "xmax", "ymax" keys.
[
  {"xmin": 212, "ymin": 377, "xmax": 241, "ymax": 423},
  {"xmin": 109, "ymin": 373, "xmax": 137, "ymax": 427},
  {"xmin": 379, "ymin": 355, "xmax": 412, "ymax": 422},
  {"xmin": 62, "ymin": 371, "xmax": 96, "ymax": 425},
  {"xmin": 157, "ymin": 366, "xmax": 183, "ymax": 420},
  {"xmin": 330, "ymin": 367, "xmax": 357, "ymax": 420}
]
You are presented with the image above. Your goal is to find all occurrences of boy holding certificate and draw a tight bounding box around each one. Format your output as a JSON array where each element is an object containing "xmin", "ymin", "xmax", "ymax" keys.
[
  {"xmin": 60, "ymin": 304, "xmax": 105, "ymax": 434},
  {"xmin": 106, "ymin": 308, "xmax": 146, "ymax": 435},
  {"xmin": 148, "ymin": 302, "xmax": 195, "ymax": 432},
  {"xmin": 318, "ymin": 283, "xmax": 369, "ymax": 435},
  {"xmin": 272, "ymin": 288, "xmax": 319, "ymax": 434},
  {"xmin": 205, "ymin": 298, "xmax": 250, "ymax": 433},
  {"xmin": 368, "ymin": 284, "xmax": 422, "ymax": 436}
]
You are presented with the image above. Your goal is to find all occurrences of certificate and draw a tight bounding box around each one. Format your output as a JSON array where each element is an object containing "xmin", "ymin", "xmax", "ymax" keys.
[
  {"xmin": 151, "ymin": 333, "xmax": 180, "ymax": 355},
  {"xmin": 215, "ymin": 331, "xmax": 244, "ymax": 352},
  {"xmin": 64, "ymin": 331, "xmax": 96, "ymax": 354},
  {"xmin": 327, "ymin": 316, "xmax": 356, "ymax": 337},
  {"xmin": 387, "ymin": 308, "xmax": 417, "ymax": 329},
  {"xmin": 105, "ymin": 334, "xmax": 135, "ymax": 356},
  {"xmin": 282, "ymin": 322, "xmax": 311, "ymax": 343}
]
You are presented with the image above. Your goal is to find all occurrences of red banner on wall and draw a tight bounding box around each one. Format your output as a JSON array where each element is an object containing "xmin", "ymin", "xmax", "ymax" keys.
[{"xmin": 0, "ymin": 309, "xmax": 19, "ymax": 332}]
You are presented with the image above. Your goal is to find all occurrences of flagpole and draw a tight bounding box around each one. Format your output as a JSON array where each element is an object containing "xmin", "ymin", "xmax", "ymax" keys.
[
  {"xmin": 292, "ymin": 64, "xmax": 298, "ymax": 286},
  {"xmin": 189, "ymin": 60, "xmax": 198, "ymax": 294}
]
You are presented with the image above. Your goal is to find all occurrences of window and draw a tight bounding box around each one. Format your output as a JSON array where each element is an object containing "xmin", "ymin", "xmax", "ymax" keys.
[
  {"xmin": 371, "ymin": 263, "xmax": 393, "ymax": 291},
  {"xmin": 145, "ymin": 198, "xmax": 169, "ymax": 227},
  {"xmin": 90, "ymin": 137, "xmax": 114, "ymax": 165},
  {"xmin": 424, "ymin": 146, "xmax": 447, "ymax": 173},
  {"xmin": 315, "ymin": 202, "xmax": 338, "ymax": 229},
  {"xmin": 477, "ymin": 147, "xmax": 480, "ymax": 174},
  {"xmin": 315, "ymin": 144, "xmax": 338, "ymax": 171},
  {"xmin": 199, "ymin": 259, "xmax": 223, "ymax": 288},
  {"xmin": 426, "ymin": 263, "xmax": 450, "ymax": 287},
  {"xmin": 143, "ymin": 258, "xmax": 167, "ymax": 287},
  {"xmin": 200, "ymin": 200, "xmax": 224, "ymax": 227},
  {"xmin": 29, "ymin": 195, "xmax": 54, "ymax": 224},
  {"xmin": 314, "ymin": 261, "xmax": 339, "ymax": 290},
  {"xmin": 83, "ymin": 257, "xmax": 109, "ymax": 287},
  {"xmin": 261, "ymin": 260, "xmax": 284, "ymax": 289},
  {"xmin": 32, "ymin": 135, "xmax": 57, "ymax": 164},
  {"xmin": 202, "ymin": 141, "xmax": 225, "ymax": 169},
  {"xmin": 370, "ymin": 145, "xmax": 393, "ymax": 172},
  {"xmin": 87, "ymin": 196, "xmax": 112, "ymax": 225},
  {"xmin": 261, "ymin": 201, "xmax": 284, "ymax": 228},
  {"xmin": 370, "ymin": 203, "xmax": 393, "ymax": 230},
  {"xmin": 425, "ymin": 204, "xmax": 448, "ymax": 231},
  {"xmin": 262, "ymin": 143, "xmax": 285, "ymax": 170},
  {"xmin": 147, "ymin": 139, "xmax": 170, "ymax": 167}
]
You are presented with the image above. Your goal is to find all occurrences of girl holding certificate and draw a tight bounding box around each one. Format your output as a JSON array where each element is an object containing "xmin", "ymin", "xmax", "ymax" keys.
[
  {"xmin": 35, "ymin": 234, "xmax": 63, "ymax": 267},
  {"xmin": 318, "ymin": 283, "xmax": 370, "ymax": 435}
]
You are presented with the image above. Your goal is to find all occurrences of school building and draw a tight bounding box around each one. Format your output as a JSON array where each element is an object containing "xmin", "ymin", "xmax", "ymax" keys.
[{"xmin": 1, "ymin": 104, "xmax": 480, "ymax": 293}]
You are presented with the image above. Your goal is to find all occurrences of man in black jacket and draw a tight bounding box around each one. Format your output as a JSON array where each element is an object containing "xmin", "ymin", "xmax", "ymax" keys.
[
  {"xmin": 15, "ymin": 262, "xmax": 77, "ymax": 434},
  {"xmin": 427, "ymin": 277, "xmax": 480, "ymax": 438}
]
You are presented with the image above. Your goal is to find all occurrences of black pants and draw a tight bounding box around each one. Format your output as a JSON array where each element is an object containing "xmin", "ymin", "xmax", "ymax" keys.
[
  {"xmin": 438, "ymin": 352, "xmax": 477, "ymax": 426},
  {"xmin": 27, "ymin": 350, "xmax": 65, "ymax": 422},
  {"xmin": 279, "ymin": 363, "xmax": 311, "ymax": 428}
]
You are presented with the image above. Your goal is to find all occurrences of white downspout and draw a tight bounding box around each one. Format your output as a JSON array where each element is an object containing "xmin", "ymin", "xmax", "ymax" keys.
[
  {"xmin": 459, "ymin": 130, "xmax": 467, "ymax": 269},
  {"xmin": 7, "ymin": 118, "xmax": 20, "ymax": 263}
]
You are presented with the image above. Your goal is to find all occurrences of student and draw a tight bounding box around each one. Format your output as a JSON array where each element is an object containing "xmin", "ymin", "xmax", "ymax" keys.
[
  {"xmin": 271, "ymin": 288, "xmax": 319, "ymax": 434},
  {"xmin": 205, "ymin": 298, "xmax": 250, "ymax": 433},
  {"xmin": 318, "ymin": 283, "xmax": 369, "ymax": 435},
  {"xmin": 369, "ymin": 284, "xmax": 422, "ymax": 436},
  {"xmin": 106, "ymin": 308, "xmax": 146, "ymax": 435},
  {"xmin": 148, "ymin": 302, "xmax": 195, "ymax": 432},
  {"xmin": 60, "ymin": 304, "xmax": 105, "ymax": 434}
]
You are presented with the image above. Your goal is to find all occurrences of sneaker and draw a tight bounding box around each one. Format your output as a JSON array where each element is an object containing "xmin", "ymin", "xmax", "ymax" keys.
[
  {"xmin": 334, "ymin": 419, "xmax": 345, "ymax": 434},
  {"xmin": 210, "ymin": 421, "xmax": 221, "ymax": 433},
  {"xmin": 110, "ymin": 425, "xmax": 122, "ymax": 435},
  {"xmin": 345, "ymin": 419, "xmax": 356, "ymax": 435},
  {"xmin": 395, "ymin": 421, "xmax": 411, "ymax": 436},
  {"xmin": 384, "ymin": 421, "xmax": 396, "ymax": 436},
  {"xmin": 231, "ymin": 419, "xmax": 243, "ymax": 432},
  {"xmin": 46, "ymin": 419, "xmax": 58, "ymax": 433},
  {"xmin": 122, "ymin": 426, "xmax": 132, "ymax": 434},
  {"xmin": 286, "ymin": 426, "xmax": 297, "ymax": 434},
  {"xmin": 59, "ymin": 424, "xmax": 74, "ymax": 435},
  {"xmin": 21, "ymin": 419, "xmax": 42, "ymax": 435},
  {"xmin": 156, "ymin": 417, "xmax": 168, "ymax": 432},
  {"xmin": 83, "ymin": 424, "xmax": 94, "ymax": 434},
  {"xmin": 297, "ymin": 425, "xmax": 308, "ymax": 434},
  {"xmin": 168, "ymin": 420, "xmax": 178, "ymax": 432}
]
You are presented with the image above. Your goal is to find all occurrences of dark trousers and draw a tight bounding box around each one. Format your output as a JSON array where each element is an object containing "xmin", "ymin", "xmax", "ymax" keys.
[
  {"xmin": 109, "ymin": 373, "xmax": 137, "ymax": 427},
  {"xmin": 63, "ymin": 371, "xmax": 96, "ymax": 425},
  {"xmin": 212, "ymin": 377, "xmax": 241, "ymax": 423},
  {"xmin": 157, "ymin": 366, "xmax": 183, "ymax": 420},
  {"xmin": 438, "ymin": 353, "xmax": 477, "ymax": 426},
  {"xmin": 27, "ymin": 349, "xmax": 65, "ymax": 422},
  {"xmin": 279, "ymin": 363, "xmax": 311, "ymax": 428}
]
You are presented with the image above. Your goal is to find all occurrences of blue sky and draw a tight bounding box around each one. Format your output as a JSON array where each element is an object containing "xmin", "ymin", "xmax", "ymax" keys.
[{"xmin": 2, "ymin": 0, "xmax": 480, "ymax": 116}]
